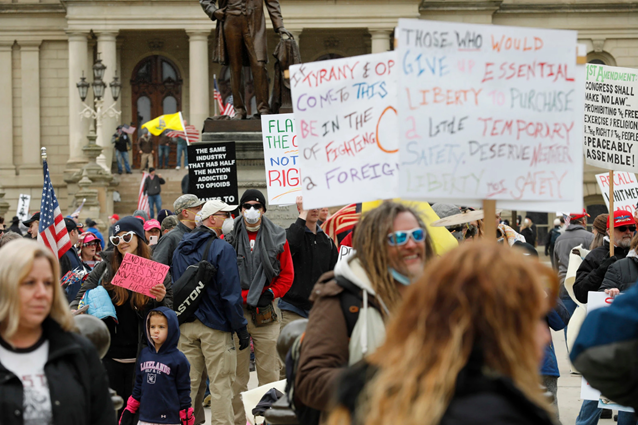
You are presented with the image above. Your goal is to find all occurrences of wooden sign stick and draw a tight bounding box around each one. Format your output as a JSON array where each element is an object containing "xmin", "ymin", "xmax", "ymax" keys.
[
  {"xmin": 609, "ymin": 170, "xmax": 615, "ymax": 257},
  {"xmin": 483, "ymin": 199, "xmax": 497, "ymax": 241}
]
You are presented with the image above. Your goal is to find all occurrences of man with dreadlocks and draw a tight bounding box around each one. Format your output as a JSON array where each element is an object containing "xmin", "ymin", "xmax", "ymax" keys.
[{"xmin": 293, "ymin": 201, "xmax": 435, "ymax": 422}]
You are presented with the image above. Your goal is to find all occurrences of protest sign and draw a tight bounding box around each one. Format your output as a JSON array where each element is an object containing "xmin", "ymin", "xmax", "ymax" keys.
[
  {"xmin": 584, "ymin": 63, "xmax": 638, "ymax": 173},
  {"xmin": 595, "ymin": 171, "xmax": 638, "ymax": 214},
  {"xmin": 289, "ymin": 51, "xmax": 398, "ymax": 209},
  {"xmin": 396, "ymin": 20, "xmax": 583, "ymax": 212},
  {"xmin": 188, "ymin": 141, "xmax": 239, "ymax": 204},
  {"xmin": 336, "ymin": 245, "xmax": 355, "ymax": 266},
  {"xmin": 17, "ymin": 194, "xmax": 31, "ymax": 221},
  {"xmin": 110, "ymin": 253, "xmax": 169, "ymax": 299},
  {"xmin": 261, "ymin": 114, "xmax": 301, "ymax": 205}
]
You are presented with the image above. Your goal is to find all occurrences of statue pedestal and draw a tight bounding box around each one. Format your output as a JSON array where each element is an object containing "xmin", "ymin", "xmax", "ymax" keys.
[{"xmin": 200, "ymin": 129, "xmax": 298, "ymax": 228}]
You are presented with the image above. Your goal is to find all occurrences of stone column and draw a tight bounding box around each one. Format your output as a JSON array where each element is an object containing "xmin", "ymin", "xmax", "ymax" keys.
[
  {"xmin": 0, "ymin": 42, "xmax": 15, "ymax": 176},
  {"xmin": 66, "ymin": 32, "xmax": 90, "ymax": 175},
  {"xmin": 187, "ymin": 31, "xmax": 210, "ymax": 129},
  {"xmin": 19, "ymin": 40, "xmax": 42, "ymax": 173},
  {"xmin": 370, "ymin": 29, "xmax": 392, "ymax": 54},
  {"xmin": 96, "ymin": 31, "xmax": 118, "ymax": 173}
]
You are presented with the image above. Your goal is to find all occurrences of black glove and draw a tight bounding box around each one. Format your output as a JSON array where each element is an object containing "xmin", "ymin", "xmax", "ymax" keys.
[
  {"xmin": 237, "ymin": 328, "xmax": 250, "ymax": 351},
  {"xmin": 257, "ymin": 290, "xmax": 274, "ymax": 307},
  {"xmin": 596, "ymin": 256, "xmax": 618, "ymax": 275},
  {"xmin": 119, "ymin": 410, "xmax": 135, "ymax": 425}
]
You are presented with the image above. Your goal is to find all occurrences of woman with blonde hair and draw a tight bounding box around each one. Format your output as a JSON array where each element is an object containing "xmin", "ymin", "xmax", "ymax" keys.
[
  {"xmin": 0, "ymin": 239, "xmax": 115, "ymax": 424},
  {"xmin": 294, "ymin": 201, "xmax": 435, "ymax": 422},
  {"xmin": 331, "ymin": 241, "xmax": 558, "ymax": 425}
]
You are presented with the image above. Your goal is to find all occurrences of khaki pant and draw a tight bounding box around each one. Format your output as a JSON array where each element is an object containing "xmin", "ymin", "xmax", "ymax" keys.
[
  {"xmin": 278, "ymin": 310, "xmax": 306, "ymax": 379},
  {"xmin": 140, "ymin": 152, "xmax": 153, "ymax": 169},
  {"xmin": 231, "ymin": 305, "xmax": 281, "ymax": 425},
  {"xmin": 179, "ymin": 320, "xmax": 237, "ymax": 425}
]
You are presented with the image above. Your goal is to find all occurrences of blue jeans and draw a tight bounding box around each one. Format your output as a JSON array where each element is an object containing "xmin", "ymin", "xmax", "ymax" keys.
[
  {"xmin": 176, "ymin": 143, "xmax": 188, "ymax": 167},
  {"xmin": 577, "ymin": 399, "xmax": 638, "ymax": 425},
  {"xmin": 148, "ymin": 194, "xmax": 162, "ymax": 218},
  {"xmin": 115, "ymin": 150, "xmax": 131, "ymax": 173},
  {"xmin": 158, "ymin": 145, "xmax": 170, "ymax": 168}
]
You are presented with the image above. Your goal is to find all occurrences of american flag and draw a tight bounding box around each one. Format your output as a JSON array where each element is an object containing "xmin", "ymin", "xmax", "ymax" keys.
[
  {"xmin": 213, "ymin": 74, "xmax": 224, "ymax": 114},
  {"xmin": 38, "ymin": 160, "xmax": 71, "ymax": 259},
  {"xmin": 321, "ymin": 203, "xmax": 361, "ymax": 248},
  {"xmin": 166, "ymin": 125, "xmax": 200, "ymax": 144},
  {"xmin": 223, "ymin": 95, "xmax": 235, "ymax": 117},
  {"xmin": 137, "ymin": 172, "xmax": 150, "ymax": 216}
]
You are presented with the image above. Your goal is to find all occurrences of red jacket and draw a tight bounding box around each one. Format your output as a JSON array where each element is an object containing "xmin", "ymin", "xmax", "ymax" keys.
[{"xmin": 240, "ymin": 240, "xmax": 294, "ymax": 304}]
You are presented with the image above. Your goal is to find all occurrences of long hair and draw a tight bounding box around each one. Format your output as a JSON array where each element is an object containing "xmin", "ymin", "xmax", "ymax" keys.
[
  {"xmin": 356, "ymin": 241, "xmax": 558, "ymax": 425},
  {"xmin": 0, "ymin": 239, "xmax": 75, "ymax": 341},
  {"xmin": 352, "ymin": 201, "xmax": 435, "ymax": 314},
  {"xmin": 590, "ymin": 214, "xmax": 608, "ymax": 250},
  {"xmin": 103, "ymin": 235, "xmax": 153, "ymax": 309}
]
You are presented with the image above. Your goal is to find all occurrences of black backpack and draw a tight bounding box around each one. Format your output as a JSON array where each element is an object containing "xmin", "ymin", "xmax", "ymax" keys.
[{"xmin": 172, "ymin": 236, "xmax": 218, "ymax": 325}]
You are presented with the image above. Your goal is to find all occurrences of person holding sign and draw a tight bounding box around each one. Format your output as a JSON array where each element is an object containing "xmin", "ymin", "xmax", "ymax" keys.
[
  {"xmin": 225, "ymin": 189, "xmax": 294, "ymax": 425},
  {"xmin": 71, "ymin": 216, "xmax": 172, "ymax": 417},
  {"xmin": 600, "ymin": 234, "xmax": 638, "ymax": 296}
]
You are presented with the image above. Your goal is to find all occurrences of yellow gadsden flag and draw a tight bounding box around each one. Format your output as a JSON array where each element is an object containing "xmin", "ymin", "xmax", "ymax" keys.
[{"xmin": 141, "ymin": 112, "xmax": 185, "ymax": 136}]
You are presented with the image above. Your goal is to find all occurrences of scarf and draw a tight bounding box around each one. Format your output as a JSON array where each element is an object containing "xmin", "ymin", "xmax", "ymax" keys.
[{"xmin": 230, "ymin": 216, "xmax": 287, "ymax": 307}]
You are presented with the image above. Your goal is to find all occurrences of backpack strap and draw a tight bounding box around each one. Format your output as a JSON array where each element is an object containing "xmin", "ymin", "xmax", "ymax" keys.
[
  {"xmin": 202, "ymin": 235, "xmax": 217, "ymax": 261},
  {"xmin": 335, "ymin": 275, "xmax": 362, "ymax": 338}
]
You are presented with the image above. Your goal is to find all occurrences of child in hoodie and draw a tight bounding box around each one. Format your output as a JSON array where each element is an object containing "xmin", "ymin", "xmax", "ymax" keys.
[{"xmin": 119, "ymin": 307, "xmax": 194, "ymax": 425}]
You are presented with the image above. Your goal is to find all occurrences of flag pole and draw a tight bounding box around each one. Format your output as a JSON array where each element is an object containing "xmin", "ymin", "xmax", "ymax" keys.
[
  {"xmin": 609, "ymin": 170, "xmax": 615, "ymax": 257},
  {"xmin": 213, "ymin": 74, "xmax": 218, "ymax": 117},
  {"xmin": 41, "ymin": 147, "xmax": 47, "ymax": 162}
]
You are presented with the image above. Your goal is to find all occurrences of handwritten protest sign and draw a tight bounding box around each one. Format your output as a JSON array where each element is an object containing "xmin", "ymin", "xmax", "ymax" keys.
[
  {"xmin": 110, "ymin": 253, "xmax": 169, "ymax": 299},
  {"xmin": 290, "ymin": 51, "xmax": 398, "ymax": 209},
  {"xmin": 396, "ymin": 20, "xmax": 583, "ymax": 212},
  {"xmin": 595, "ymin": 171, "xmax": 638, "ymax": 214},
  {"xmin": 584, "ymin": 63, "xmax": 638, "ymax": 172},
  {"xmin": 336, "ymin": 245, "xmax": 355, "ymax": 266},
  {"xmin": 261, "ymin": 114, "xmax": 301, "ymax": 205},
  {"xmin": 188, "ymin": 142, "xmax": 239, "ymax": 203}
]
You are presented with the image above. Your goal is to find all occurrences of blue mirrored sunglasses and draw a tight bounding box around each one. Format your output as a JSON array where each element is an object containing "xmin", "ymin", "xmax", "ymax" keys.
[{"xmin": 387, "ymin": 228, "xmax": 426, "ymax": 246}]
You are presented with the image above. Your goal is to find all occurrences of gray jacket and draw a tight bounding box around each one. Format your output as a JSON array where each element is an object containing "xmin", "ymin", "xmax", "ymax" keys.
[
  {"xmin": 600, "ymin": 254, "xmax": 638, "ymax": 293},
  {"xmin": 153, "ymin": 221, "xmax": 192, "ymax": 268},
  {"xmin": 553, "ymin": 224, "xmax": 594, "ymax": 295}
]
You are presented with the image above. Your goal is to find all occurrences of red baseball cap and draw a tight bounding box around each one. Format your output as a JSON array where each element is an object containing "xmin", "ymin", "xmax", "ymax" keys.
[
  {"xmin": 143, "ymin": 219, "xmax": 161, "ymax": 231},
  {"xmin": 109, "ymin": 214, "xmax": 120, "ymax": 220},
  {"xmin": 607, "ymin": 210, "xmax": 635, "ymax": 229},
  {"xmin": 570, "ymin": 209, "xmax": 590, "ymax": 221}
]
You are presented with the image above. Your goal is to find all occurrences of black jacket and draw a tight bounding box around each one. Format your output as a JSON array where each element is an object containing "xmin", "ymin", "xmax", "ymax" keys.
[
  {"xmin": 283, "ymin": 218, "xmax": 338, "ymax": 311},
  {"xmin": 335, "ymin": 359, "xmax": 555, "ymax": 425},
  {"xmin": 113, "ymin": 133, "xmax": 131, "ymax": 153},
  {"xmin": 153, "ymin": 221, "xmax": 192, "ymax": 267},
  {"xmin": 0, "ymin": 319, "xmax": 116, "ymax": 425},
  {"xmin": 600, "ymin": 255, "xmax": 638, "ymax": 293},
  {"xmin": 59, "ymin": 247, "xmax": 88, "ymax": 278},
  {"xmin": 143, "ymin": 175, "xmax": 165, "ymax": 196},
  {"xmin": 574, "ymin": 240, "xmax": 629, "ymax": 304}
]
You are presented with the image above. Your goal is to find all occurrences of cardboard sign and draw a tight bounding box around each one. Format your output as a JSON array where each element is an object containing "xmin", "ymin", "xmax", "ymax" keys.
[
  {"xmin": 584, "ymin": 63, "xmax": 638, "ymax": 172},
  {"xmin": 595, "ymin": 171, "xmax": 638, "ymax": 214},
  {"xmin": 289, "ymin": 51, "xmax": 398, "ymax": 209},
  {"xmin": 261, "ymin": 114, "xmax": 301, "ymax": 205},
  {"xmin": 396, "ymin": 20, "xmax": 583, "ymax": 211},
  {"xmin": 110, "ymin": 253, "xmax": 169, "ymax": 299},
  {"xmin": 188, "ymin": 142, "xmax": 239, "ymax": 204}
]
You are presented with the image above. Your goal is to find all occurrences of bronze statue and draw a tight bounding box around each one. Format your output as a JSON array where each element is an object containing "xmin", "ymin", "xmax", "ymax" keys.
[{"xmin": 200, "ymin": 0, "xmax": 293, "ymax": 119}]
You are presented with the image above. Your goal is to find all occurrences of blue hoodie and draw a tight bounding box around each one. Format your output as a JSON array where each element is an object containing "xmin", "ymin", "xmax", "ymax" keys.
[
  {"xmin": 172, "ymin": 227, "xmax": 247, "ymax": 333},
  {"xmin": 132, "ymin": 307, "xmax": 191, "ymax": 424}
]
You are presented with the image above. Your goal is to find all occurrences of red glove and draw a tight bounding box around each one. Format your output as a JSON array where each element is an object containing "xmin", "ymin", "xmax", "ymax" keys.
[
  {"xmin": 119, "ymin": 397, "xmax": 140, "ymax": 425},
  {"xmin": 180, "ymin": 407, "xmax": 195, "ymax": 425}
]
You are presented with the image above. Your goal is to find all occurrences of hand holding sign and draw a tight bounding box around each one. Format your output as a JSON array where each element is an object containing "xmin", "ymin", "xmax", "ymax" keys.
[{"xmin": 110, "ymin": 253, "xmax": 169, "ymax": 300}]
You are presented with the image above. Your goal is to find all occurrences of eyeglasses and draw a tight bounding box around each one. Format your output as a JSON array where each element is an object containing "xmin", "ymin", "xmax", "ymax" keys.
[
  {"xmin": 616, "ymin": 225, "xmax": 636, "ymax": 233},
  {"xmin": 109, "ymin": 231, "xmax": 135, "ymax": 246},
  {"xmin": 387, "ymin": 228, "xmax": 426, "ymax": 246},
  {"xmin": 242, "ymin": 203, "xmax": 263, "ymax": 210},
  {"xmin": 213, "ymin": 212, "xmax": 231, "ymax": 219}
]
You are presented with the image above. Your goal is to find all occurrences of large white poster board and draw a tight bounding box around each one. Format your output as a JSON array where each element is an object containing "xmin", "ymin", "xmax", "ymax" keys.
[
  {"xmin": 261, "ymin": 114, "xmax": 301, "ymax": 205},
  {"xmin": 584, "ymin": 63, "xmax": 638, "ymax": 172},
  {"xmin": 290, "ymin": 51, "xmax": 398, "ymax": 209},
  {"xmin": 396, "ymin": 20, "xmax": 583, "ymax": 211},
  {"xmin": 595, "ymin": 171, "xmax": 638, "ymax": 214}
]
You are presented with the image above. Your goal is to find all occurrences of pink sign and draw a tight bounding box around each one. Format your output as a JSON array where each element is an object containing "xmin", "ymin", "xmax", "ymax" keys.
[{"xmin": 110, "ymin": 253, "xmax": 169, "ymax": 299}]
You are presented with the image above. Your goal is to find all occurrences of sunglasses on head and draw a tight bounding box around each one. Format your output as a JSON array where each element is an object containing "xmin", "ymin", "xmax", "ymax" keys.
[
  {"xmin": 109, "ymin": 231, "xmax": 135, "ymax": 246},
  {"xmin": 616, "ymin": 225, "xmax": 636, "ymax": 232},
  {"xmin": 387, "ymin": 228, "xmax": 426, "ymax": 246},
  {"xmin": 242, "ymin": 203, "xmax": 263, "ymax": 210}
]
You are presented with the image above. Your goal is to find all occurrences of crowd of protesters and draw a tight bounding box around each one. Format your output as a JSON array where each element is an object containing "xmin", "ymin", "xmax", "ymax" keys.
[{"xmin": 3, "ymin": 190, "xmax": 638, "ymax": 425}]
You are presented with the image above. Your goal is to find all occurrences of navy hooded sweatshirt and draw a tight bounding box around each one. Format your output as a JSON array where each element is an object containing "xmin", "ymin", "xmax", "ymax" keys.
[
  {"xmin": 171, "ymin": 227, "xmax": 247, "ymax": 333},
  {"xmin": 132, "ymin": 307, "xmax": 191, "ymax": 424}
]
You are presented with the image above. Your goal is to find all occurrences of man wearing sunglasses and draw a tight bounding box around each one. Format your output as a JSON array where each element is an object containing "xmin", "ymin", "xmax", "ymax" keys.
[
  {"xmin": 225, "ymin": 189, "xmax": 294, "ymax": 425},
  {"xmin": 153, "ymin": 194, "xmax": 205, "ymax": 267},
  {"xmin": 574, "ymin": 209, "xmax": 635, "ymax": 305}
]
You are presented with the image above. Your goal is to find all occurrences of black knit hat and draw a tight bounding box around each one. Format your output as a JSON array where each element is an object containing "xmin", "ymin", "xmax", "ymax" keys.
[
  {"xmin": 240, "ymin": 189, "xmax": 267, "ymax": 212},
  {"xmin": 112, "ymin": 216, "xmax": 147, "ymax": 243}
]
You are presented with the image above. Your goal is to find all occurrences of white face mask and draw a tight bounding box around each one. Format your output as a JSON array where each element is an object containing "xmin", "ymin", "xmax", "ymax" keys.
[
  {"xmin": 244, "ymin": 207, "xmax": 261, "ymax": 225},
  {"xmin": 222, "ymin": 218, "xmax": 234, "ymax": 235}
]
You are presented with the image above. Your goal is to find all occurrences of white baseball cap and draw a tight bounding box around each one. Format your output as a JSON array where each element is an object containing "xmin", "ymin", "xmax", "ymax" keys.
[{"xmin": 198, "ymin": 199, "xmax": 237, "ymax": 221}]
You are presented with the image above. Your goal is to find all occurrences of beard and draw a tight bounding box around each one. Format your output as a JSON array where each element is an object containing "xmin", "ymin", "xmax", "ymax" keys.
[{"xmin": 618, "ymin": 236, "xmax": 633, "ymax": 249}]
